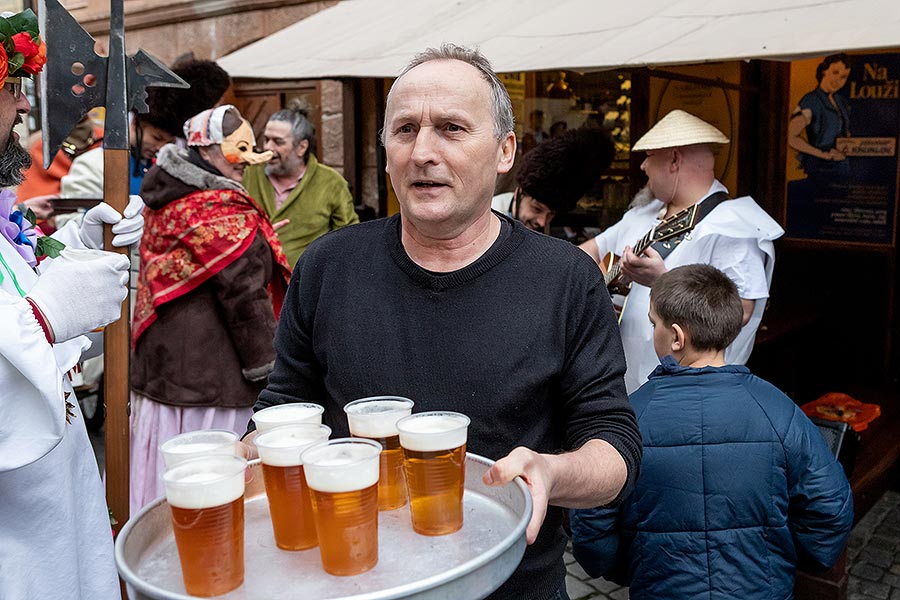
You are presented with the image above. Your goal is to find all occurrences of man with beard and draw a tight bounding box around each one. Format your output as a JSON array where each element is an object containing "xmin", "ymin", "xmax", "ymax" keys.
[
  {"xmin": 579, "ymin": 110, "xmax": 784, "ymax": 394},
  {"xmin": 243, "ymin": 99, "xmax": 359, "ymax": 267},
  {"xmin": 0, "ymin": 10, "xmax": 144, "ymax": 598}
]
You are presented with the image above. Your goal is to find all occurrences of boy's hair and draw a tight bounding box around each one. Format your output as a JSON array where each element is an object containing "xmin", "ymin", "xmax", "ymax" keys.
[{"xmin": 650, "ymin": 264, "xmax": 743, "ymax": 352}]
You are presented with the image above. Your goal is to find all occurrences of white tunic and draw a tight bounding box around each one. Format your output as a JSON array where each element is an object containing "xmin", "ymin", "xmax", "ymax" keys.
[
  {"xmin": 491, "ymin": 192, "xmax": 514, "ymax": 217},
  {"xmin": 591, "ymin": 181, "xmax": 784, "ymax": 394},
  {"xmin": 0, "ymin": 223, "xmax": 120, "ymax": 599}
]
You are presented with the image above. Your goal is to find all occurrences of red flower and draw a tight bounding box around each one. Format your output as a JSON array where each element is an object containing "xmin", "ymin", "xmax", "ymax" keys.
[
  {"xmin": 0, "ymin": 44, "xmax": 7, "ymax": 87},
  {"xmin": 11, "ymin": 33, "xmax": 39, "ymax": 59},
  {"xmin": 21, "ymin": 40, "xmax": 46, "ymax": 75}
]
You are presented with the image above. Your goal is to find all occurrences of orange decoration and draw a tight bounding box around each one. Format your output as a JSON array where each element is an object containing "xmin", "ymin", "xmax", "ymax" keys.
[
  {"xmin": 0, "ymin": 44, "xmax": 8, "ymax": 89},
  {"xmin": 22, "ymin": 40, "xmax": 47, "ymax": 75},
  {"xmin": 802, "ymin": 392, "xmax": 881, "ymax": 432},
  {"xmin": 11, "ymin": 32, "xmax": 39, "ymax": 58}
]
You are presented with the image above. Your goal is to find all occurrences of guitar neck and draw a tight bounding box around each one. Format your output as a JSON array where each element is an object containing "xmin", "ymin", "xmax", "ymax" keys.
[
  {"xmin": 606, "ymin": 226, "xmax": 655, "ymax": 281},
  {"xmin": 604, "ymin": 204, "xmax": 698, "ymax": 286},
  {"xmin": 631, "ymin": 228, "xmax": 656, "ymax": 257}
]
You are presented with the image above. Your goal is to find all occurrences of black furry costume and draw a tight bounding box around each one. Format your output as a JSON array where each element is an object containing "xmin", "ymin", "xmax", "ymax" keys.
[
  {"xmin": 516, "ymin": 128, "xmax": 615, "ymax": 213},
  {"xmin": 140, "ymin": 59, "xmax": 231, "ymax": 137}
]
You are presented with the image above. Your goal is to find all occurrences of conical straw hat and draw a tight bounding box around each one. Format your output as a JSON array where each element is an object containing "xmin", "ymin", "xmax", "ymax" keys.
[{"xmin": 632, "ymin": 109, "xmax": 729, "ymax": 151}]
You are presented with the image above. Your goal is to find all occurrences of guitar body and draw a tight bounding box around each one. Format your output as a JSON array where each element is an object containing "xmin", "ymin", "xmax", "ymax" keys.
[{"xmin": 601, "ymin": 252, "xmax": 630, "ymax": 323}]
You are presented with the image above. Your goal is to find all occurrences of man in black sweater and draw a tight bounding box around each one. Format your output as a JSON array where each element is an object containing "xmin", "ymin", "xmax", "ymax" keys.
[{"xmin": 245, "ymin": 44, "xmax": 641, "ymax": 600}]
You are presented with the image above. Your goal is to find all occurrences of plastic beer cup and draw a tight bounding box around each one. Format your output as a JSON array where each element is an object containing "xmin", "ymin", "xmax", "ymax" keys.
[
  {"xmin": 255, "ymin": 423, "xmax": 331, "ymax": 550},
  {"xmin": 301, "ymin": 438, "xmax": 381, "ymax": 576},
  {"xmin": 397, "ymin": 411, "xmax": 470, "ymax": 536},
  {"xmin": 159, "ymin": 430, "xmax": 238, "ymax": 468},
  {"xmin": 343, "ymin": 396, "xmax": 414, "ymax": 510},
  {"xmin": 162, "ymin": 455, "xmax": 248, "ymax": 597},
  {"xmin": 251, "ymin": 402, "xmax": 324, "ymax": 433}
]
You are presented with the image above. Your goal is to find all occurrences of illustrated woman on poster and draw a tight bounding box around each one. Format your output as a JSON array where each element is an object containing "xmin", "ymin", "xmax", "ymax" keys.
[{"xmin": 788, "ymin": 53, "xmax": 852, "ymax": 179}]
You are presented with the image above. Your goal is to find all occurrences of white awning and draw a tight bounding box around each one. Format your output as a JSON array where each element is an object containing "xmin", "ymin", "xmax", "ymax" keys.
[{"xmin": 218, "ymin": 0, "xmax": 900, "ymax": 79}]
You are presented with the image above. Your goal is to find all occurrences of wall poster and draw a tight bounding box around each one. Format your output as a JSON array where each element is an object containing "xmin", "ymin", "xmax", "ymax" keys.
[{"xmin": 785, "ymin": 52, "xmax": 900, "ymax": 245}]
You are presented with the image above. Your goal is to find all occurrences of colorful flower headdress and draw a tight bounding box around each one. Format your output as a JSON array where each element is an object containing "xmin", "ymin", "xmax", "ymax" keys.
[{"xmin": 0, "ymin": 10, "xmax": 46, "ymax": 88}]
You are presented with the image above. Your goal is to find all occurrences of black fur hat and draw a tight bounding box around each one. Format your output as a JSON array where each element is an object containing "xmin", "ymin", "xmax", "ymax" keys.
[
  {"xmin": 516, "ymin": 128, "xmax": 615, "ymax": 213},
  {"xmin": 139, "ymin": 59, "xmax": 232, "ymax": 137}
]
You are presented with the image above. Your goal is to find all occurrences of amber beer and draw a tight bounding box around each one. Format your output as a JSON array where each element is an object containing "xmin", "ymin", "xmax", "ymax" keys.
[
  {"xmin": 162, "ymin": 455, "xmax": 247, "ymax": 597},
  {"xmin": 301, "ymin": 438, "xmax": 382, "ymax": 576},
  {"xmin": 251, "ymin": 402, "xmax": 324, "ymax": 433},
  {"xmin": 397, "ymin": 412, "xmax": 470, "ymax": 536},
  {"xmin": 344, "ymin": 396, "xmax": 414, "ymax": 510},
  {"xmin": 255, "ymin": 423, "xmax": 331, "ymax": 550},
  {"xmin": 159, "ymin": 429, "xmax": 238, "ymax": 468}
]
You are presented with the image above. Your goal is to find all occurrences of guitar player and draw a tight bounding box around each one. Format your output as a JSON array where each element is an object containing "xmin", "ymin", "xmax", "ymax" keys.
[{"xmin": 579, "ymin": 110, "xmax": 784, "ymax": 394}]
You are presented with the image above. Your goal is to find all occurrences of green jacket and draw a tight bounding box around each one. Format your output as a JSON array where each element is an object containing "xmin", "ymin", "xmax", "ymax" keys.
[{"xmin": 244, "ymin": 155, "xmax": 358, "ymax": 267}]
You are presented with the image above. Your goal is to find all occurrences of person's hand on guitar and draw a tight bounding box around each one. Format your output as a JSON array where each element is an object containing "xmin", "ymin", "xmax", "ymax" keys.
[{"xmin": 621, "ymin": 245, "xmax": 668, "ymax": 287}]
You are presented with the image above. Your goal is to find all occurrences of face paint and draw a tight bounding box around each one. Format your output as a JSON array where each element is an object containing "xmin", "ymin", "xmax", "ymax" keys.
[{"xmin": 220, "ymin": 119, "xmax": 273, "ymax": 165}]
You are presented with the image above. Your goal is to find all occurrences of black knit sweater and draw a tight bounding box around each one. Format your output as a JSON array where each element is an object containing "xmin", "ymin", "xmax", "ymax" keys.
[{"xmin": 256, "ymin": 213, "xmax": 641, "ymax": 600}]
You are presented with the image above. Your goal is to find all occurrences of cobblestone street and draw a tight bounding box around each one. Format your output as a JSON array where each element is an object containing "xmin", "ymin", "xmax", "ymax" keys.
[
  {"xmin": 564, "ymin": 490, "xmax": 900, "ymax": 600},
  {"xmin": 847, "ymin": 491, "xmax": 900, "ymax": 600}
]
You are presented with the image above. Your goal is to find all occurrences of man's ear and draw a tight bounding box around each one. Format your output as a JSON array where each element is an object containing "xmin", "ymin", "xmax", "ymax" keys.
[
  {"xmin": 670, "ymin": 149, "xmax": 682, "ymax": 171},
  {"xmin": 295, "ymin": 139, "xmax": 310, "ymax": 160},
  {"xmin": 197, "ymin": 146, "xmax": 212, "ymax": 162},
  {"xmin": 671, "ymin": 323, "xmax": 687, "ymax": 353},
  {"xmin": 497, "ymin": 132, "xmax": 516, "ymax": 175}
]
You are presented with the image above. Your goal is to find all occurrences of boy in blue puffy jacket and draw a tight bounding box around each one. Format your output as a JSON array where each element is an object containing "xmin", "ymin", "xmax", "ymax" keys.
[{"xmin": 571, "ymin": 264, "xmax": 853, "ymax": 599}]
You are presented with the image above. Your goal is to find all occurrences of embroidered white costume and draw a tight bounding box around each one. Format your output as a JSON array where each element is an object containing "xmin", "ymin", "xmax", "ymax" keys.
[{"xmin": 0, "ymin": 216, "xmax": 121, "ymax": 599}]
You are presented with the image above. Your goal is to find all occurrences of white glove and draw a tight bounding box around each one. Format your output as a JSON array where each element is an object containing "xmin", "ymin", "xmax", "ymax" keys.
[
  {"xmin": 80, "ymin": 195, "xmax": 145, "ymax": 249},
  {"xmin": 27, "ymin": 248, "xmax": 131, "ymax": 343}
]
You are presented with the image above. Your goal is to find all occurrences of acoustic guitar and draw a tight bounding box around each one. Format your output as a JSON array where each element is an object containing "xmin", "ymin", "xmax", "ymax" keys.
[{"xmin": 602, "ymin": 203, "xmax": 704, "ymax": 320}]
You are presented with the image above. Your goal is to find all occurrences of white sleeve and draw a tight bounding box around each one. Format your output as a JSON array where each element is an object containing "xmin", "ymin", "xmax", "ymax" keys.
[
  {"xmin": 0, "ymin": 292, "xmax": 67, "ymax": 471},
  {"xmin": 60, "ymin": 150, "xmax": 104, "ymax": 199},
  {"xmin": 591, "ymin": 220, "xmax": 622, "ymax": 259},
  {"xmin": 48, "ymin": 218, "xmax": 87, "ymax": 251},
  {"xmin": 707, "ymin": 236, "xmax": 771, "ymax": 301}
]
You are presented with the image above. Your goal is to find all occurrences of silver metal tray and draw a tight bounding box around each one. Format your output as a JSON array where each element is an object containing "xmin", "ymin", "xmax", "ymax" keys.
[{"xmin": 116, "ymin": 453, "xmax": 532, "ymax": 599}]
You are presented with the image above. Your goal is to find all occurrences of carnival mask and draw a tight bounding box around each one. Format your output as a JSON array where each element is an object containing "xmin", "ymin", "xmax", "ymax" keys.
[{"xmin": 222, "ymin": 119, "xmax": 272, "ymax": 165}]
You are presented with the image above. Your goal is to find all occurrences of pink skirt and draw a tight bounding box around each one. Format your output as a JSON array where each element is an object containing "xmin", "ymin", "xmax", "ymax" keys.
[{"xmin": 129, "ymin": 393, "xmax": 254, "ymax": 516}]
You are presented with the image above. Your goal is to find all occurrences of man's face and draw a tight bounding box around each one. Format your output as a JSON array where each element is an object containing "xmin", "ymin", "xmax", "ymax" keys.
[
  {"xmin": 0, "ymin": 81, "xmax": 28, "ymax": 148},
  {"xmin": 263, "ymin": 120, "xmax": 305, "ymax": 177},
  {"xmin": 516, "ymin": 192, "xmax": 555, "ymax": 231},
  {"xmin": 640, "ymin": 148, "xmax": 677, "ymax": 204},
  {"xmin": 383, "ymin": 59, "xmax": 515, "ymax": 238},
  {"xmin": 0, "ymin": 81, "xmax": 33, "ymax": 187},
  {"xmin": 138, "ymin": 123, "xmax": 174, "ymax": 160},
  {"xmin": 821, "ymin": 61, "xmax": 850, "ymax": 94}
]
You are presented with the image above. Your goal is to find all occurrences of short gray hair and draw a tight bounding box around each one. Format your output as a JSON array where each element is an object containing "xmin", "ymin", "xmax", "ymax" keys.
[
  {"xmin": 383, "ymin": 43, "xmax": 514, "ymax": 143},
  {"xmin": 268, "ymin": 98, "xmax": 316, "ymax": 161}
]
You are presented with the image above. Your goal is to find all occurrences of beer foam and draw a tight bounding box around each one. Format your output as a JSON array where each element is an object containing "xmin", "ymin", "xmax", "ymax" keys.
[
  {"xmin": 302, "ymin": 442, "xmax": 380, "ymax": 493},
  {"xmin": 397, "ymin": 414, "xmax": 469, "ymax": 452},
  {"xmin": 345, "ymin": 399, "xmax": 413, "ymax": 438},
  {"xmin": 252, "ymin": 403, "xmax": 324, "ymax": 432},
  {"xmin": 166, "ymin": 441, "xmax": 226, "ymax": 455},
  {"xmin": 163, "ymin": 457, "xmax": 246, "ymax": 509},
  {"xmin": 159, "ymin": 431, "xmax": 237, "ymax": 467},
  {"xmin": 255, "ymin": 425, "xmax": 331, "ymax": 467}
]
